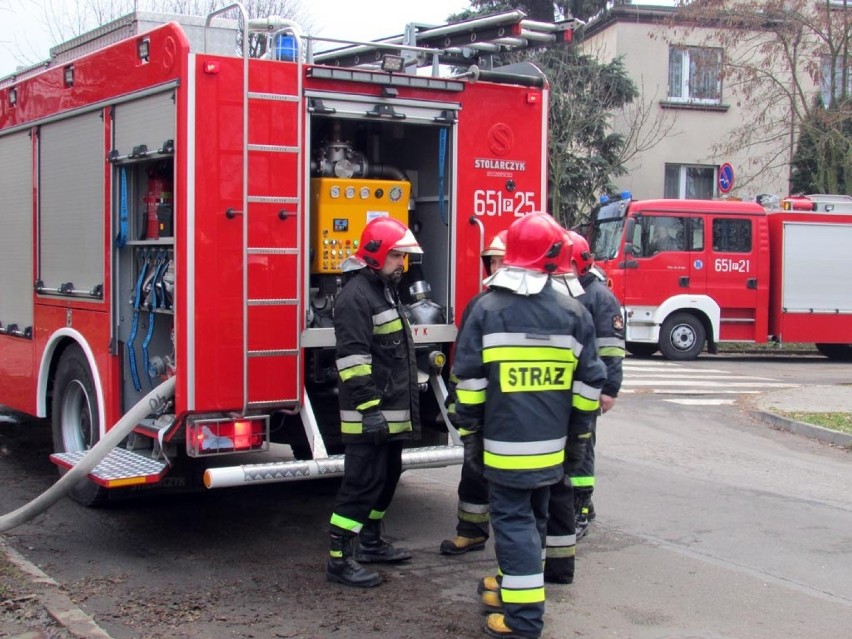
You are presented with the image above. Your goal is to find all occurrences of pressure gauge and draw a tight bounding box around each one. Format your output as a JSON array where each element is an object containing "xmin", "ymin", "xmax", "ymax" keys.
[
  {"xmin": 345, "ymin": 186, "xmax": 356, "ymax": 199},
  {"xmin": 360, "ymin": 187, "xmax": 370, "ymax": 199},
  {"xmin": 389, "ymin": 186, "xmax": 403, "ymax": 202},
  {"xmin": 329, "ymin": 186, "xmax": 341, "ymax": 199}
]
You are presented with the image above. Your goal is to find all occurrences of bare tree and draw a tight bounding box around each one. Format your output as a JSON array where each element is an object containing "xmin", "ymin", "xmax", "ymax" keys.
[
  {"xmin": 14, "ymin": 0, "xmax": 311, "ymax": 67},
  {"xmin": 671, "ymin": 0, "xmax": 851, "ymax": 194}
]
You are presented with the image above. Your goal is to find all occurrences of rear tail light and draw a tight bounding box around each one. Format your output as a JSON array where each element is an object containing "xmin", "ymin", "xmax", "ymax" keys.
[{"xmin": 187, "ymin": 415, "xmax": 269, "ymax": 457}]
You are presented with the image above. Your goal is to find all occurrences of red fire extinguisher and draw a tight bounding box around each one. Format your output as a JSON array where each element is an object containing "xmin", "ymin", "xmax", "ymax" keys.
[{"xmin": 144, "ymin": 168, "xmax": 173, "ymax": 240}]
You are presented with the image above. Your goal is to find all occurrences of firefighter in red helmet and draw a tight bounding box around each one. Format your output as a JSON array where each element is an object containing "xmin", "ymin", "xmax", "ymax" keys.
[
  {"xmin": 559, "ymin": 230, "xmax": 624, "ymax": 546},
  {"xmin": 327, "ymin": 216, "xmax": 422, "ymax": 588},
  {"xmin": 440, "ymin": 229, "xmax": 508, "ymax": 557},
  {"xmin": 452, "ymin": 213, "xmax": 606, "ymax": 638}
]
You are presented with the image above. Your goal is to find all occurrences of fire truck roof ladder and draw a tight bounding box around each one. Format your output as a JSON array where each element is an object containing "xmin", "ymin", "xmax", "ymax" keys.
[
  {"xmin": 308, "ymin": 10, "xmax": 577, "ymax": 74},
  {"xmin": 205, "ymin": 4, "xmax": 305, "ymax": 416}
]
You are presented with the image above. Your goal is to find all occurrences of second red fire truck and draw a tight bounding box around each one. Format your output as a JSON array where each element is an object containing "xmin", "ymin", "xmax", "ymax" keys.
[
  {"xmin": 589, "ymin": 193, "xmax": 852, "ymax": 361},
  {"xmin": 0, "ymin": 7, "xmax": 573, "ymax": 504}
]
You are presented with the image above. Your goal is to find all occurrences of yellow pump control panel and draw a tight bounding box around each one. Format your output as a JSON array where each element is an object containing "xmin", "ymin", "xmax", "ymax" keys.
[{"xmin": 310, "ymin": 178, "xmax": 411, "ymax": 274}]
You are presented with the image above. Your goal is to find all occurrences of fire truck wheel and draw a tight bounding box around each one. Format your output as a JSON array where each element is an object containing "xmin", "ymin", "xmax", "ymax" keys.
[
  {"xmin": 659, "ymin": 312, "xmax": 705, "ymax": 361},
  {"xmin": 50, "ymin": 344, "xmax": 109, "ymax": 507},
  {"xmin": 626, "ymin": 342, "xmax": 658, "ymax": 358},
  {"xmin": 815, "ymin": 343, "xmax": 852, "ymax": 361}
]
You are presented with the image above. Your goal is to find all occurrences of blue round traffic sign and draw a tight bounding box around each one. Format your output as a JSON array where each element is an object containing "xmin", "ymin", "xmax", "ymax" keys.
[{"xmin": 719, "ymin": 162, "xmax": 735, "ymax": 194}]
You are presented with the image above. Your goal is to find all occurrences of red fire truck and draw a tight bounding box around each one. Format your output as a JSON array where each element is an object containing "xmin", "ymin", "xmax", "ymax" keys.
[
  {"xmin": 0, "ymin": 7, "xmax": 572, "ymax": 504},
  {"xmin": 588, "ymin": 193, "xmax": 852, "ymax": 361}
]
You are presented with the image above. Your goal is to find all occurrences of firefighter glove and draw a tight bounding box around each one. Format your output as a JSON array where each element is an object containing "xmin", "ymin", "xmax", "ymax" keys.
[
  {"xmin": 461, "ymin": 433, "xmax": 484, "ymax": 478},
  {"xmin": 362, "ymin": 409, "xmax": 389, "ymax": 445}
]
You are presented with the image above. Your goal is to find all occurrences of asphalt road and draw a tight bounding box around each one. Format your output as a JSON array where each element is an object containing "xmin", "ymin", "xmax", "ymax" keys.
[{"xmin": 1, "ymin": 354, "xmax": 851, "ymax": 638}]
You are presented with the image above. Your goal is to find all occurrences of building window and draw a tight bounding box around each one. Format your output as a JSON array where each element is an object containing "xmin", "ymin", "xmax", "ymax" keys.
[
  {"xmin": 668, "ymin": 46, "xmax": 722, "ymax": 104},
  {"xmin": 665, "ymin": 164, "xmax": 717, "ymax": 199},
  {"xmin": 820, "ymin": 55, "xmax": 852, "ymax": 105}
]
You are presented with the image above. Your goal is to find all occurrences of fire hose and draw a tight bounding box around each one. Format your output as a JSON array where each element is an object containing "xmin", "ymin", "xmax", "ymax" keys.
[{"xmin": 0, "ymin": 376, "xmax": 175, "ymax": 533}]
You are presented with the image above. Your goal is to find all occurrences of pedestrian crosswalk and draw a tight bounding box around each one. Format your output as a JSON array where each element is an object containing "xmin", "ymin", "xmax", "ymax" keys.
[{"xmin": 621, "ymin": 359, "xmax": 798, "ymax": 405}]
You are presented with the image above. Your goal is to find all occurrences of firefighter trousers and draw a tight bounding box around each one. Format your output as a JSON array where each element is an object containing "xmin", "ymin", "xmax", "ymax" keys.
[
  {"xmin": 490, "ymin": 481, "xmax": 549, "ymax": 639},
  {"xmin": 545, "ymin": 434, "xmax": 589, "ymax": 581},
  {"xmin": 453, "ymin": 454, "xmax": 490, "ymax": 539},
  {"xmin": 329, "ymin": 441, "xmax": 403, "ymax": 537}
]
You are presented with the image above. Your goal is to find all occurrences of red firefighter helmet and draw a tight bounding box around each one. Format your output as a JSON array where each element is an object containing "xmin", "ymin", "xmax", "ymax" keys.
[
  {"xmin": 503, "ymin": 213, "xmax": 567, "ymax": 274},
  {"xmin": 567, "ymin": 230, "xmax": 593, "ymax": 275},
  {"xmin": 355, "ymin": 216, "xmax": 422, "ymax": 269},
  {"xmin": 481, "ymin": 230, "xmax": 508, "ymax": 275}
]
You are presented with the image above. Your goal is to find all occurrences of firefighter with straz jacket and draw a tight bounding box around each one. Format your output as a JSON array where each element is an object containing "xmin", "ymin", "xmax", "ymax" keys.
[
  {"xmin": 440, "ymin": 230, "xmax": 507, "ymax": 556},
  {"xmin": 326, "ymin": 216, "xmax": 422, "ymax": 588},
  {"xmin": 452, "ymin": 213, "xmax": 606, "ymax": 638}
]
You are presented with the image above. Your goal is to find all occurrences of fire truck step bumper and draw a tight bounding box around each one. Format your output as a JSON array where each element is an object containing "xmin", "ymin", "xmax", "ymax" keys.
[
  {"xmin": 203, "ymin": 444, "xmax": 464, "ymax": 489},
  {"xmin": 50, "ymin": 448, "xmax": 169, "ymax": 488}
]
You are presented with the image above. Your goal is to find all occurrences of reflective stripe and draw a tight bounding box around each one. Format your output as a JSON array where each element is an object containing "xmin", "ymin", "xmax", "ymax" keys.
[
  {"xmin": 546, "ymin": 534, "xmax": 577, "ymax": 547},
  {"xmin": 545, "ymin": 545, "xmax": 576, "ymax": 558},
  {"xmin": 339, "ymin": 363, "xmax": 372, "ymax": 381},
  {"xmin": 340, "ymin": 409, "xmax": 411, "ymax": 422},
  {"xmin": 340, "ymin": 409, "xmax": 412, "ymax": 435},
  {"xmin": 482, "ymin": 332, "xmax": 581, "ymax": 364},
  {"xmin": 368, "ymin": 510, "xmax": 385, "ymax": 520},
  {"xmin": 573, "ymin": 394, "xmax": 600, "ymax": 412},
  {"xmin": 459, "ymin": 500, "xmax": 490, "ymax": 514},
  {"xmin": 459, "ymin": 509, "xmax": 490, "ymax": 524},
  {"xmin": 484, "ymin": 449, "xmax": 564, "ymax": 470},
  {"xmin": 374, "ymin": 318, "xmax": 403, "ymax": 335},
  {"xmin": 484, "ymin": 437, "xmax": 566, "ymax": 456},
  {"xmin": 501, "ymin": 573, "xmax": 544, "ymax": 589},
  {"xmin": 499, "ymin": 362, "xmax": 572, "ymax": 392},
  {"xmin": 457, "ymin": 378, "xmax": 488, "ymax": 391},
  {"xmin": 341, "ymin": 420, "xmax": 412, "ymax": 435},
  {"xmin": 456, "ymin": 388, "xmax": 486, "ymax": 405},
  {"xmin": 572, "ymin": 380, "xmax": 601, "ymax": 412},
  {"xmin": 597, "ymin": 337, "xmax": 625, "ymax": 349},
  {"xmin": 355, "ymin": 398, "xmax": 381, "ymax": 411},
  {"xmin": 572, "ymin": 381, "xmax": 602, "ymax": 401},
  {"xmin": 500, "ymin": 572, "xmax": 545, "ymax": 605},
  {"xmin": 336, "ymin": 354, "xmax": 372, "ymax": 369},
  {"xmin": 330, "ymin": 513, "xmax": 363, "ymax": 533},
  {"xmin": 372, "ymin": 308, "xmax": 403, "ymax": 335},
  {"xmin": 373, "ymin": 308, "xmax": 399, "ymax": 325},
  {"xmin": 483, "ymin": 346, "xmax": 578, "ymax": 364},
  {"xmin": 570, "ymin": 476, "xmax": 595, "ymax": 488},
  {"xmin": 501, "ymin": 587, "xmax": 545, "ymax": 604},
  {"xmin": 599, "ymin": 346, "xmax": 626, "ymax": 357},
  {"xmin": 484, "ymin": 333, "xmax": 580, "ymax": 350}
]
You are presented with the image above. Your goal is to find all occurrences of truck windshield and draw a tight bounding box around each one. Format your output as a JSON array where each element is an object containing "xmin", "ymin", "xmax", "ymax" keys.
[{"xmin": 590, "ymin": 199, "xmax": 629, "ymax": 260}]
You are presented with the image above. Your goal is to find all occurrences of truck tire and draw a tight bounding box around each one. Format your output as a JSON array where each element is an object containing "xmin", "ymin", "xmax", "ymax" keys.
[
  {"xmin": 51, "ymin": 344, "xmax": 109, "ymax": 507},
  {"xmin": 815, "ymin": 343, "xmax": 852, "ymax": 361},
  {"xmin": 659, "ymin": 313, "xmax": 705, "ymax": 361},
  {"xmin": 626, "ymin": 342, "xmax": 658, "ymax": 358}
]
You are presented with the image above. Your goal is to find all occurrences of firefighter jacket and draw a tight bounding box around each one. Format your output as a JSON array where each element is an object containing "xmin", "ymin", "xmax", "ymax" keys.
[
  {"xmin": 333, "ymin": 268, "xmax": 420, "ymax": 444},
  {"xmin": 452, "ymin": 280, "xmax": 607, "ymax": 489},
  {"xmin": 577, "ymin": 270, "xmax": 626, "ymax": 398}
]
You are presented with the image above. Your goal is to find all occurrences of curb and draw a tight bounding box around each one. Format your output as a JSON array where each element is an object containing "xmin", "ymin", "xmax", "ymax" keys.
[
  {"xmin": 753, "ymin": 410, "xmax": 852, "ymax": 448},
  {"xmin": 1, "ymin": 537, "xmax": 115, "ymax": 639}
]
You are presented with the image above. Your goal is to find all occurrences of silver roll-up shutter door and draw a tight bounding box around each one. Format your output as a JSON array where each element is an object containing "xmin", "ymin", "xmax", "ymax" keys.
[
  {"xmin": 39, "ymin": 111, "xmax": 104, "ymax": 293},
  {"xmin": 0, "ymin": 131, "xmax": 35, "ymax": 328},
  {"xmin": 114, "ymin": 91, "xmax": 175, "ymax": 156}
]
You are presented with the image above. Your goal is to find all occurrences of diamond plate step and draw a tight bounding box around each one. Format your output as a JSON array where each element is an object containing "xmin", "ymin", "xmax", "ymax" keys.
[{"xmin": 50, "ymin": 448, "xmax": 169, "ymax": 488}]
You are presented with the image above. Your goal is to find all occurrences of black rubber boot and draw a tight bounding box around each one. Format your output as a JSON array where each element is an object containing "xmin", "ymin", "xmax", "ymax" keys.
[
  {"xmin": 326, "ymin": 533, "xmax": 382, "ymax": 588},
  {"xmin": 575, "ymin": 492, "xmax": 593, "ymax": 541},
  {"xmin": 355, "ymin": 520, "xmax": 412, "ymax": 563}
]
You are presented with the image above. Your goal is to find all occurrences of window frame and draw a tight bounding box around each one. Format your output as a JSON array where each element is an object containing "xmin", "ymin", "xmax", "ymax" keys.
[{"xmin": 668, "ymin": 45, "xmax": 724, "ymax": 105}]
